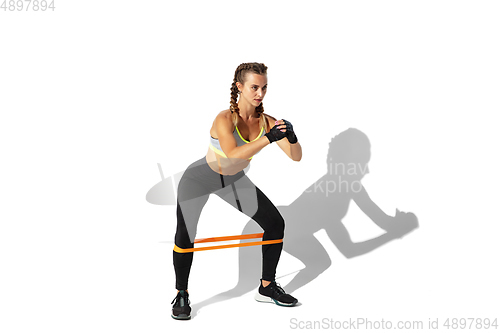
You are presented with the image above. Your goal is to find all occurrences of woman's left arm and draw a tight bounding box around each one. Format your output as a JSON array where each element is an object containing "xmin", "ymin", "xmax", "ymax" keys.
[
  {"xmin": 277, "ymin": 138, "xmax": 302, "ymax": 161},
  {"xmin": 275, "ymin": 119, "xmax": 302, "ymax": 161}
]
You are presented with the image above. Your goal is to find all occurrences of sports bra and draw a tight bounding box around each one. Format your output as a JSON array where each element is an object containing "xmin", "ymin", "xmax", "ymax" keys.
[{"xmin": 210, "ymin": 125, "xmax": 265, "ymax": 160}]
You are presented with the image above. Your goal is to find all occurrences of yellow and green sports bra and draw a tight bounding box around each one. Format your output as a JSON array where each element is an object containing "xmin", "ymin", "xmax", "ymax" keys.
[{"xmin": 209, "ymin": 126, "xmax": 265, "ymax": 160}]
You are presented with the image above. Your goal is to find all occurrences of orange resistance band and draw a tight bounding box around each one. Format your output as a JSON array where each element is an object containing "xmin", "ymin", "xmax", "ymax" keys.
[{"xmin": 173, "ymin": 233, "xmax": 283, "ymax": 253}]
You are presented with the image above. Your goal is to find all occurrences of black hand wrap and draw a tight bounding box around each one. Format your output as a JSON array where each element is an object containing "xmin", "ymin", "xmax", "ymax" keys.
[
  {"xmin": 282, "ymin": 119, "xmax": 298, "ymax": 144},
  {"xmin": 265, "ymin": 124, "xmax": 287, "ymax": 143}
]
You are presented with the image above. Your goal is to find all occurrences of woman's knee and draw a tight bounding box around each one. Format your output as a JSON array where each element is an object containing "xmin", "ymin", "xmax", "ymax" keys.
[{"xmin": 265, "ymin": 213, "xmax": 285, "ymax": 239}]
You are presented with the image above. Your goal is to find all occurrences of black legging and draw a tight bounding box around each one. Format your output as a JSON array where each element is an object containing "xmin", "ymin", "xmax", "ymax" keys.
[{"xmin": 173, "ymin": 157, "xmax": 285, "ymax": 290}]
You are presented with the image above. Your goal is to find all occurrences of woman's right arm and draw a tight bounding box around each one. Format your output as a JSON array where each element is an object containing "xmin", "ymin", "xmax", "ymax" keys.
[{"xmin": 215, "ymin": 113, "xmax": 270, "ymax": 161}]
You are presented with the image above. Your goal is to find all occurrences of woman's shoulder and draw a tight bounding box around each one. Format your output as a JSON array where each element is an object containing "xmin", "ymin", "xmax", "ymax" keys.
[
  {"xmin": 216, "ymin": 109, "xmax": 232, "ymax": 120},
  {"xmin": 263, "ymin": 112, "xmax": 277, "ymax": 122},
  {"xmin": 263, "ymin": 112, "xmax": 277, "ymax": 130},
  {"xmin": 214, "ymin": 109, "xmax": 233, "ymax": 129}
]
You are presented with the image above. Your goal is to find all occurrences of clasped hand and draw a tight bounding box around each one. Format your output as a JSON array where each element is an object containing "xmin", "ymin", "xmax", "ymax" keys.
[{"xmin": 265, "ymin": 119, "xmax": 298, "ymax": 144}]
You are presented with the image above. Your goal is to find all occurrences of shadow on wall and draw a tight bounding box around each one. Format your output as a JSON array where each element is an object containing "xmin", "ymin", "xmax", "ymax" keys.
[{"xmin": 146, "ymin": 128, "xmax": 419, "ymax": 317}]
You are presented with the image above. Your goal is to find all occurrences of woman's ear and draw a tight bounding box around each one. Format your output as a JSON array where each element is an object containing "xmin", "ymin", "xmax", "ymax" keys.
[{"xmin": 236, "ymin": 81, "xmax": 243, "ymax": 92}]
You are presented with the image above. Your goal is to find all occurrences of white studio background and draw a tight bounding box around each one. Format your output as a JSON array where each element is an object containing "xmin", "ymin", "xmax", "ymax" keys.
[{"xmin": 1, "ymin": 1, "xmax": 499, "ymax": 332}]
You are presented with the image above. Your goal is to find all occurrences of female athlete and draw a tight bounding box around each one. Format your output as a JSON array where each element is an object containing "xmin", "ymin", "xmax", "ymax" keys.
[{"xmin": 171, "ymin": 62, "xmax": 302, "ymax": 320}]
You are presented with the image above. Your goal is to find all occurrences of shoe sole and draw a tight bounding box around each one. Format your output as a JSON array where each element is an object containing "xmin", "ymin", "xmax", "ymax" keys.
[
  {"xmin": 171, "ymin": 314, "xmax": 191, "ymax": 320},
  {"xmin": 254, "ymin": 293, "xmax": 297, "ymax": 307}
]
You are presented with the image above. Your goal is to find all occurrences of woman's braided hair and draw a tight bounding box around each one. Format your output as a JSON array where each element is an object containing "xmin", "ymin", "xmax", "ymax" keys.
[{"xmin": 229, "ymin": 62, "xmax": 268, "ymax": 131}]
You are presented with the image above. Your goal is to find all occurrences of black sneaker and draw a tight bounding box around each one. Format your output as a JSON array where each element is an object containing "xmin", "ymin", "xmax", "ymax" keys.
[
  {"xmin": 171, "ymin": 290, "xmax": 191, "ymax": 320},
  {"xmin": 254, "ymin": 280, "xmax": 298, "ymax": 307}
]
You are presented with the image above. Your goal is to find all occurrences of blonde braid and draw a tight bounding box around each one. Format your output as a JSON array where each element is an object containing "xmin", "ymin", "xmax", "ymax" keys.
[
  {"xmin": 229, "ymin": 80, "xmax": 240, "ymax": 126},
  {"xmin": 255, "ymin": 99, "xmax": 267, "ymax": 132}
]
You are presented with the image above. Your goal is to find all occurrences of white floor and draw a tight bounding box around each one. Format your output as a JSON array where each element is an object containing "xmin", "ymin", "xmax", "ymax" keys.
[{"xmin": 1, "ymin": 1, "xmax": 499, "ymax": 332}]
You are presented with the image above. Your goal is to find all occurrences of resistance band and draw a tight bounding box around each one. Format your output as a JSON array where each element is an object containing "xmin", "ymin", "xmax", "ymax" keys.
[{"xmin": 173, "ymin": 233, "xmax": 283, "ymax": 253}]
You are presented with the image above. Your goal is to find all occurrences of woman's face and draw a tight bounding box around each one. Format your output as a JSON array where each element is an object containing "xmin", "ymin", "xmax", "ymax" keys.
[{"xmin": 237, "ymin": 73, "xmax": 268, "ymax": 108}]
